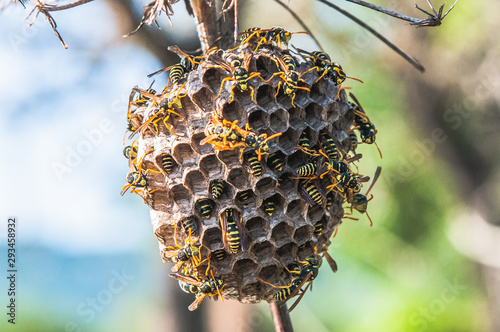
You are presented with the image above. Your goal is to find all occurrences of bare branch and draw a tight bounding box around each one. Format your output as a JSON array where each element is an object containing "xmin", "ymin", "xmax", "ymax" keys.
[
  {"xmin": 345, "ymin": 0, "xmax": 457, "ymax": 27},
  {"xmin": 38, "ymin": 0, "xmax": 94, "ymax": 12},
  {"xmin": 124, "ymin": 0, "xmax": 181, "ymax": 37},
  {"xmin": 316, "ymin": 0, "xmax": 425, "ymax": 72},
  {"xmin": 270, "ymin": 302, "xmax": 294, "ymax": 332}
]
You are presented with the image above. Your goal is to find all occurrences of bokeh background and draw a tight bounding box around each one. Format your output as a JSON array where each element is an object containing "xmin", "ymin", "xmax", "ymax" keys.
[{"xmin": 1, "ymin": 0, "xmax": 499, "ymax": 331}]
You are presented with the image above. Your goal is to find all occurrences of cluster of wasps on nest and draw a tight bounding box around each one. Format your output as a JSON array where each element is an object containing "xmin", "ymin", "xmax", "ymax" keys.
[{"xmin": 121, "ymin": 26, "xmax": 382, "ymax": 312}]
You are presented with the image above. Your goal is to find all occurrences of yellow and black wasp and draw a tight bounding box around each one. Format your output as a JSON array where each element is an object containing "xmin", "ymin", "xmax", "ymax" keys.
[
  {"xmin": 201, "ymin": 115, "xmax": 282, "ymax": 161},
  {"xmin": 294, "ymin": 47, "xmax": 363, "ymax": 88},
  {"xmin": 219, "ymin": 208, "xmax": 248, "ymax": 254},
  {"xmin": 170, "ymin": 272, "xmax": 225, "ymax": 311},
  {"xmin": 236, "ymin": 26, "xmax": 308, "ymax": 51},
  {"xmin": 243, "ymin": 150, "xmax": 262, "ymax": 178},
  {"xmin": 347, "ymin": 166, "xmax": 382, "ymax": 227},
  {"xmin": 123, "ymin": 140, "xmax": 139, "ymax": 171},
  {"xmin": 212, "ymin": 249, "xmax": 227, "ymax": 261},
  {"xmin": 196, "ymin": 198, "xmax": 214, "ymax": 219},
  {"xmin": 128, "ymin": 87, "xmax": 185, "ymax": 139},
  {"xmin": 157, "ymin": 153, "xmax": 176, "ymax": 174},
  {"xmin": 262, "ymin": 196, "xmax": 277, "ymax": 216},
  {"xmin": 207, "ymin": 50, "xmax": 263, "ymax": 104},
  {"xmin": 180, "ymin": 216, "xmax": 198, "ymax": 236},
  {"xmin": 299, "ymin": 179, "xmax": 326, "ymax": 206},
  {"xmin": 265, "ymin": 53, "xmax": 310, "ymax": 107},
  {"xmin": 267, "ymin": 152, "xmax": 283, "ymax": 172},
  {"xmin": 162, "ymin": 223, "xmax": 205, "ymax": 274},
  {"xmin": 209, "ymin": 179, "xmax": 225, "ymax": 199},
  {"xmin": 349, "ymin": 92, "xmax": 382, "ymax": 158},
  {"xmin": 148, "ymin": 45, "xmax": 215, "ymax": 86},
  {"xmin": 120, "ymin": 148, "xmax": 164, "ymax": 204}
]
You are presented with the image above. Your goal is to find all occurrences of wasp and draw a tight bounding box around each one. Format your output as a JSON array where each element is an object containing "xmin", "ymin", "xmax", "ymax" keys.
[
  {"xmin": 201, "ymin": 116, "xmax": 282, "ymax": 161},
  {"xmin": 162, "ymin": 224, "xmax": 205, "ymax": 274},
  {"xmin": 220, "ymin": 208, "xmax": 247, "ymax": 254},
  {"xmin": 180, "ymin": 217, "xmax": 198, "ymax": 236},
  {"xmin": 349, "ymin": 92, "xmax": 382, "ymax": 158},
  {"xmin": 128, "ymin": 87, "xmax": 185, "ymax": 139},
  {"xmin": 265, "ymin": 54, "xmax": 310, "ymax": 107},
  {"xmin": 263, "ymin": 197, "xmax": 277, "ymax": 216},
  {"xmin": 170, "ymin": 273, "xmax": 225, "ymax": 311},
  {"xmin": 123, "ymin": 140, "xmax": 139, "ymax": 172},
  {"xmin": 207, "ymin": 50, "xmax": 263, "ymax": 104},
  {"xmin": 157, "ymin": 153, "xmax": 176, "ymax": 174},
  {"xmin": 212, "ymin": 249, "xmax": 227, "ymax": 261},
  {"xmin": 237, "ymin": 27, "xmax": 308, "ymax": 51},
  {"xmin": 295, "ymin": 161, "xmax": 318, "ymax": 178},
  {"xmin": 120, "ymin": 149, "xmax": 163, "ymax": 203},
  {"xmin": 243, "ymin": 150, "xmax": 262, "ymax": 178},
  {"xmin": 196, "ymin": 198, "xmax": 213, "ymax": 219},
  {"xmin": 210, "ymin": 179, "xmax": 225, "ymax": 199},
  {"xmin": 294, "ymin": 47, "xmax": 363, "ymax": 88},
  {"xmin": 299, "ymin": 179, "xmax": 326, "ymax": 206},
  {"xmin": 313, "ymin": 221, "xmax": 323, "ymax": 237},
  {"xmin": 267, "ymin": 152, "xmax": 283, "ymax": 172},
  {"xmin": 318, "ymin": 131, "xmax": 341, "ymax": 161},
  {"xmin": 347, "ymin": 166, "xmax": 381, "ymax": 227},
  {"xmin": 148, "ymin": 45, "xmax": 215, "ymax": 86}
]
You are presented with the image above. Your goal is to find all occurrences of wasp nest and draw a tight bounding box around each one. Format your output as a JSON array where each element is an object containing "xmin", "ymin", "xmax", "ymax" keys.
[{"xmin": 122, "ymin": 28, "xmax": 378, "ymax": 310}]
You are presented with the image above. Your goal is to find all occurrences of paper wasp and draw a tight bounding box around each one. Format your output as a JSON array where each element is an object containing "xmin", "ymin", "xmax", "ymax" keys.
[
  {"xmin": 262, "ymin": 197, "xmax": 277, "ymax": 216},
  {"xmin": 265, "ymin": 53, "xmax": 310, "ymax": 107},
  {"xmin": 196, "ymin": 198, "xmax": 214, "ymax": 219},
  {"xmin": 180, "ymin": 217, "xmax": 198, "ymax": 236},
  {"xmin": 299, "ymin": 179, "xmax": 326, "ymax": 206},
  {"xmin": 162, "ymin": 223, "xmax": 205, "ymax": 274},
  {"xmin": 158, "ymin": 153, "xmax": 176, "ymax": 174},
  {"xmin": 349, "ymin": 92, "xmax": 382, "ymax": 158},
  {"xmin": 201, "ymin": 115, "xmax": 281, "ymax": 161},
  {"xmin": 346, "ymin": 166, "xmax": 382, "ymax": 227},
  {"xmin": 237, "ymin": 27, "xmax": 308, "ymax": 51},
  {"xmin": 148, "ymin": 45, "xmax": 215, "ymax": 86},
  {"xmin": 219, "ymin": 208, "xmax": 247, "ymax": 254},
  {"xmin": 170, "ymin": 272, "xmax": 225, "ymax": 311},
  {"xmin": 267, "ymin": 152, "xmax": 284, "ymax": 172},
  {"xmin": 207, "ymin": 50, "xmax": 263, "ymax": 104},
  {"xmin": 210, "ymin": 179, "xmax": 225, "ymax": 199},
  {"xmin": 128, "ymin": 86, "xmax": 185, "ymax": 139},
  {"xmin": 243, "ymin": 150, "xmax": 262, "ymax": 178},
  {"xmin": 120, "ymin": 149, "xmax": 164, "ymax": 203},
  {"xmin": 294, "ymin": 47, "xmax": 363, "ymax": 88}
]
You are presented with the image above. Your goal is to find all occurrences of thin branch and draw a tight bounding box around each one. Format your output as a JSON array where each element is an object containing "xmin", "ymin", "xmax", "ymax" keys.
[
  {"xmin": 345, "ymin": 0, "xmax": 457, "ymax": 27},
  {"xmin": 37, "ymin": 0, "xmax": 94, "ymax": 12},
  {"xmin": 316, "ymin": 0, "xmax": 425, "ymax": 72},
  {"xmin": 270, "ymin": 302, "xmax": 293, "ymax": 332},
  {"xmin": 273, "ymin": 0, "xmax": 324, "ymax": 51}
]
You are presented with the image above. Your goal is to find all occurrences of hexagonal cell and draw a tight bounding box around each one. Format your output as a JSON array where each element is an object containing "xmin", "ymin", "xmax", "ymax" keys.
[
  {"xmin": 275, "ymin": 243, "xmax": 298, "ymax": 267},
  {"xmin": 293, "ymin": 224, "xmax": 314, "ymax": 244},
  {"xmin": 169, "ymin": 184, "xmax": 192, "ymax": 211},
  {"xmin": 325, "ymin": 101, "xmax": 340, "ymax": 124},
  {"xmin": 209, "ymin": 179, "xmax": 232, "ymax": 200},
  {"xmin": 184, "ymin": 170, "xmax": 207, "ymax": 194},
  {"xmin": 278, "ymin": 127, "xmax": 300, "ymax": 154},
  {"xmin": 248, "ymin": 108, "xmax": 269, "ymax": 131},
  {"xmin": 251, "ymin": 241, "xmax": 276, "ymax": 266},
  {"xmin": 221, "ymin": 98, "xmax": 245, "ymax": 122},
  {"xmin": 261, "ymin": 194, "xmax": 284, "ymax": 218},
  {"xmin": 305, "ymin": 103, "xmax": 326, "ymax": 130},
  {"xmin": 266, "ymin": 150, "xmax": 285, "ymax": 173},
  {"xmin": 285, "ymin": 198, "xmax": 305, "ymax": 219},
  {"xmin": 235, "ymin": 189, "xmax": 256, "ymax": 209},
  {"xmin": 217, "ymin": 148, "xmax": 241, "ymax": 169},
  {"xmin": 310, "ymin": 79, "xmax": 334, "ymax": 106},
  {"xmin": 288, "ymin": 106, "xmax": 305, "ymax": 130},
  {"xmin": 270, "ymin": 222, "xmax": 294, "ymax": 247},
  {"xmin": 227, "ymin": 167, "xmax": 250, "ymax": 190},
  {"xmin": 191, "ymin": 131, "xmax": 213, "ymax": 155},
  {"xmin": 245, "ymin": 217, "xmax": 269, "ymax": 242},
  {"xmin": 202, "ymin": 67, "xmax": 223, "ymax": 94},
  {"xmin": 307, "ymin": 205, "xmax": 325, "ymax": 224},
  {"xmin": 254, "ymin": 176, "xmax": 276, "ymax": 197},
  {"xmin": 239, "ymin": 283, "xmax": 261, "ymax": 303},
  {"xmin": 172, "ymin": 143, "xmax": 198, "ymax": 168},
  {"xmin": 149, "ymin": 189, "xmax": 172, "ymax": 213},
  {"xmin": 175, "ymin": 216, "xmax": 201, "ymax": 238},
  {"xmin": 201, "ymin": 226, "xmax": 224, "ymax": 250},
  {"xmin": 191, "ymin": 87, "xmax": 214, "ymax": 113},
  {"xmin": 296, "ymin": 241, "xmax": 315, "ymax": 261},
  {"xmin": 154, "ymin": 153, "xmax": 176, "ymax": 174},
  {"xmin": 199, "ymin": 154, "xmax": 224, "ymax": 178},
  {"xmin": 286, "ymin": 149, "xmax": 310, "ymax": 170},
  {"xmin": 233, "ymin": 259, "xmax": 259, "ymax": 285},
  {"xmin": 256, "ymin": 84, "xmax": 276, "ymax": 109},
  {"xmin": 277, "ymin": 173, "xmax": 295, "ymax": 193},
  {"xmin": 269, "ymin": 108, "xmax": 288, "ymax": 133},
  {"xmin": 242, "ymin": 150, "xmax": 262, "ymax": 178},
  {"xmin": 194, "ymin": 197, "xmax": 215, "ymax": 220}
]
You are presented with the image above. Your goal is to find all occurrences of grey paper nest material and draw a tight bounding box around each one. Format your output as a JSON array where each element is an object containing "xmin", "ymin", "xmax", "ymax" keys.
[{"xmin": 125, "ymin": 45, "xmax": 360, "ymax": 304}]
